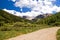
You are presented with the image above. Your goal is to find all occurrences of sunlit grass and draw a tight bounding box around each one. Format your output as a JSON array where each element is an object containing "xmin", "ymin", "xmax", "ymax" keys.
[
  {"xmin": 0, "ymin": 22, "xmax": 49, "ymax": 40},
  {"xmin": 57, "ymin": 29, "xmax": 60, "ymax": 40}
]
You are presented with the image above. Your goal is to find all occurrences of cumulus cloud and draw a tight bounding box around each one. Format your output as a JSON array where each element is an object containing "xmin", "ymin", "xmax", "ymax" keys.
[
  {"xmin": 14, "ymin": 0, "xmax": 60, "ymax": 15},
  {"xmin": 3, "ymin": 9, "xmax": 23, "ymax": 17},
  {"xmin": 3, "ymin": 0, "xmax": 60, "ymax": 20}
]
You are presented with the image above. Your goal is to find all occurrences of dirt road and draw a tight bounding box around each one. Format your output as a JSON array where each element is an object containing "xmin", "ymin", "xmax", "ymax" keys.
[{"xmin": 8, "ymin": 27, "xmax": 60, "ymax": 40}]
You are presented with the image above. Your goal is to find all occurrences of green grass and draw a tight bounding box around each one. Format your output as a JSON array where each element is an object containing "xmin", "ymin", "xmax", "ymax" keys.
[
  {"xmin": 0, "ymin": 22, "xmax": 50, "ymax": 40},
  {"xmin": 0, "ymin": 31, "xmax": 22, "ymax": 40},
  {"xmin": 57, "ymin": 29, "xmax": 60, "ymax": 40}
]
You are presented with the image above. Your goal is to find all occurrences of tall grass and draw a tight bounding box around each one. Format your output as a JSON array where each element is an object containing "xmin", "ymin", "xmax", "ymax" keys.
[
  {"xmin": 0, "ymin": 22, "xmax": 49, "ymax": 40},
  {"xmin": 57, "ymin": 29, "xmax": 60, "ymax": 40}
]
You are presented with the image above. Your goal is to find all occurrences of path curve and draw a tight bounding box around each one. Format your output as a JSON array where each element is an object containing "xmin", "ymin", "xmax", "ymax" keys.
[{"xmin": 8, "ymin": 27, "xmax": 60, "ymax": 40}]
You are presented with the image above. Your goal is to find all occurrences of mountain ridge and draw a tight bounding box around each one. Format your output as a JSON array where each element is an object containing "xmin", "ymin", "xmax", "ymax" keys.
[
  {"xmin": 0, "ymin": 10, "xmax": 31, "ymax": 26},
  {"xmin": 0, "ymin": 10, "xmax": 60, "ymax": 26}
]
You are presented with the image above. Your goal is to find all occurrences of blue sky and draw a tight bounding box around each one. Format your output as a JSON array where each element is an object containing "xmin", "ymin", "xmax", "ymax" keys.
[
  {"xmin": 0, "ymin": 0, "xmax": 31, "ymax": 13},
  {"xmin": 55, "ymin": 0, "xmax": 60, "ymax": 7},
  {"xmin": 0, "ymin": 0, "xmax": 60, "ymax": 13}
]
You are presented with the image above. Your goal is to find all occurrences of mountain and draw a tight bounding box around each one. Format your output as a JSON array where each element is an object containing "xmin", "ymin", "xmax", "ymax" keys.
[
  {"xmin": 0, "ymin": 10, "xmax": 30, "ymax": 24},
  {"xmin": 22, "ymin": 13, "xmax": 52, "ymax": 20},
  {"xmin": 23, "ymin": 16, "xmax": 35, "ymax": 20},
  {"xmin": 0, "ymin": 10, "xmax": 60, "ymax": 26},
  {"xmin": 35, "ymin": 13, "xmax": 52, "ymax": 19},
  {"xmin": 35, "ymin": 12, "xmax": 60, "ymax": 26}
]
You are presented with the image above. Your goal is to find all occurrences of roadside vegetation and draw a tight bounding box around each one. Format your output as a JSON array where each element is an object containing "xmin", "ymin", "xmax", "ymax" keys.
[
  {"xmin": 0, "ymin": 23, "xmax": 59, "ymax": 40},
  {"xmin": 57, "ymin": 29, "xmax": 60, "ymax": 40},
  {"xmin": 0, "ymin": 22, "xmax": 49, "ymax": 40}
]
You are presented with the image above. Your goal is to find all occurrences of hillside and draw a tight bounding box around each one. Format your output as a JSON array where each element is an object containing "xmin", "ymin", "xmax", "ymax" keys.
[
  {"xmin": 0, "ymin": 10, "xmax": 31, "ymax": 26},
  {"xmin": 35, "ymin": 12, "xmax": 60, "ymax": 26},
  {"xmin": 0, "ymin": 10, "xmax": 60, "ymax": 26},
  {"xmin": 0, "ymin": 10, "xmax": 49, "ymax": 40}
]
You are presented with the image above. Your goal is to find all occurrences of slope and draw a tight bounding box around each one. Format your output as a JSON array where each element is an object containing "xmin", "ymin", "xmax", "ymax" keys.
[
  {"xmin": 0, "ymin": 10, "xmax": 30, "ymax": 26},
  {"xmin": 35, "ymin": 12, "xmax": 60, "ymax": 26}
]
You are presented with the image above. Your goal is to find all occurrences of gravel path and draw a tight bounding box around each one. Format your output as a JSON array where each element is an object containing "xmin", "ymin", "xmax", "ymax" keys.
[{"xmin": 8, "ymin": 27, "xmax": 60, "ymax": 40}]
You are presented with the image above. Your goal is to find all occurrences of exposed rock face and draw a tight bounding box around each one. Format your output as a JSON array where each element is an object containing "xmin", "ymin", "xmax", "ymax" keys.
[
  {"xmin": 22, "ymin": 13, "xmax": 52, "ymax": 20},
  {"xmin": 22, "ymin": 16, "xmax": 35, "ymax": 20},
  {"xmin": 35, "ymin": 13, "xmax": 52, "ymax": 19}
]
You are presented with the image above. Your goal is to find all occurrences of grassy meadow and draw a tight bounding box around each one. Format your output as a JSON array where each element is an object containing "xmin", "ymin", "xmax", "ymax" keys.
[{"xmin": 0, "ymin": 22, "xmax": 50, "ymax": 40}]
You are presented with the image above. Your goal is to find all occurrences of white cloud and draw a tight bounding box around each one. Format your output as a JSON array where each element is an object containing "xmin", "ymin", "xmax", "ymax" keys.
[
  {"xmin": 56, "ymin": 7, "xmax": 60, "ymax": 12},
  {"xmin": 3, "ymin": 9, "xmax": 23, "ymax": 17},
  {"xmin": 11, "ymin": 0, "xmax": 16, "ymax": 2},
  {"xmin": 3, "ymin": 9, "xmax": 15, "ymax": 14},
  {"xmin": 3, "ymin": 0, "xmax": 60, "ymax": 20},
  {"xmin": 14, "ymin": 0, "xmax": 60, "ymax": 15}
]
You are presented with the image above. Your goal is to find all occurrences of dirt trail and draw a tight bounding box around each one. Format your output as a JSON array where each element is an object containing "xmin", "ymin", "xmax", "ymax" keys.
[{"xmin": 8, "ymin": 27, "xmax": 60, "ymax": 40}]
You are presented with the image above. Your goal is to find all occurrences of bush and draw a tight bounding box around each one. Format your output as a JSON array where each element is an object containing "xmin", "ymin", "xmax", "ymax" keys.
[
  {"xmin": 57, "ymin": 29, "xmax": 60, "ymax": 40},
  {"xmin": 0, "ymin": 27, "xmax": 12, "ymax": 31},
  {"xmin": 51, "ymin": 22, "xmax": 60, "ymax": 26},
  {"xmin": 0, "ymin": 22, "xmax": 4, "ymax": 26}
]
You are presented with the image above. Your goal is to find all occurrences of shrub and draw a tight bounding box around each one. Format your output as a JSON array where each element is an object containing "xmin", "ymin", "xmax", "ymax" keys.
[{"xmin": 51, "ymin": 22, "xmax": 60, "ymax": 26}]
